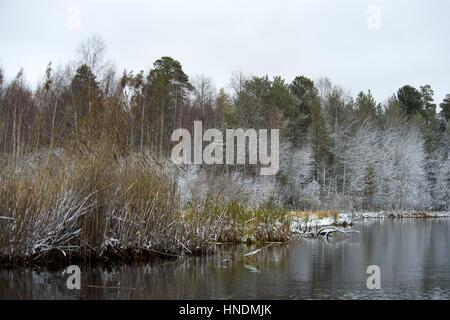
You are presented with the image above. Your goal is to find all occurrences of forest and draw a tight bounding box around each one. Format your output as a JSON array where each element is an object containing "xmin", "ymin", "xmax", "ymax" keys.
[{"xmin": 0, "ymin": 36, "xmax": 449, "ymax": 264}]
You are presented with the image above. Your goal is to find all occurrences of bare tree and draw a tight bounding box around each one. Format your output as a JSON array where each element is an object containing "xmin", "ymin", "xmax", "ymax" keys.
[
  {"xmin": 229, "ymin": 70, "xmax": 248, "ymax": 97},
  {"xmin": 192, "ymin": 75, "xmax": 216, "ymax": 126},
  {"xmin": 77, "ymin": 34, "xmax": 107, "ymax": 75}
]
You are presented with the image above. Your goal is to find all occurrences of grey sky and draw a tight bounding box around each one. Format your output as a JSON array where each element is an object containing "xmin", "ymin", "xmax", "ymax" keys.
[{"xmin": 1, "ymin": 0, "xmax": 449, "ymax": 105}]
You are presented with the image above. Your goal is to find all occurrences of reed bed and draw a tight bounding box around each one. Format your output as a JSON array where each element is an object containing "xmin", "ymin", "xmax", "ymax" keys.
[
  {"xmin": 0, "ymin": 145, "xmax": 184, "ymax": 265},
  {"xmin": 0, "ymin": 143, "xmax": 290, "ymax": 266},
  {"xmin": 183, "ymin": 196, "xmax": 290, "ymax": 244}
]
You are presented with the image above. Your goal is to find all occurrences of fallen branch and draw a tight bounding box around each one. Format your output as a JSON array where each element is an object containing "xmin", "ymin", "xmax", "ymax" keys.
[
  {"xmin": 316, "ymin": 226, "xmax": 360, "ymax": 240},
  {"xmin": 299, "ymin": 226, "xmax": 360, "ymax": 240},
  {"xmin": 244, "ymin": 242, "xmax": 278, "ymax": 258}
]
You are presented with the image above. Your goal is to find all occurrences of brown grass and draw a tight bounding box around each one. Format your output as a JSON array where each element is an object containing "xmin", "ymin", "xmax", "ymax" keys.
[
  {"xmin": 290, "ymin": 210, "xmax": 339, "ymax": 221},
  {"xmin": 0, "ymin": 140, "xmax": 291, "ymax": 266},
  {"xmin": 0, "ymin": 142, "xmax": 188, "ymax": 265}
]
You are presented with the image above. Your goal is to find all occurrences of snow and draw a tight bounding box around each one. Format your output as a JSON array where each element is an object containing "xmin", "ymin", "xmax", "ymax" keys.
[{"xmin": 290, "ymin": 211, "xmax": 450, "ymax": 234}]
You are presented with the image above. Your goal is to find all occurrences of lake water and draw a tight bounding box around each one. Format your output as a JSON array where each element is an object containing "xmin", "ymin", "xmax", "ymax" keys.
[{"xmin": 1, "ymin": 219, "xmax": 449, "ymax": 300}]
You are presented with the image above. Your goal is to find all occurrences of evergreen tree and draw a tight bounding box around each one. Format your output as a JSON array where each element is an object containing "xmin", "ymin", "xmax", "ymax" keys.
[
  {"xmin": 440, "ymin": 94, "xmax": 450, "ymax": 121},
  {"xmin": 288, "ymin": 76, "xmax": 318, "ymax": 147},
  {"xmin": 355, "ymin": 90, "xmax": 378, "ymax": 124},
  {"xmin": 69, "ymin": 64, "xmax": 100, "ymax": 129},
  {"xmin": 420, "ymin": 85, "xmax": 437, "ymax": 123},
  {"xmin": 234, "ymin": 75, "xmax": 272, "ymax": 129},
  {"xmin": 145, "ymin": 56, "xmax": 192, "ymax": 156},
  {"xmin": 397, "ymin": 85, "xmax": 423, "ymax": 117},
  {"xmin": 309, "ymin": 99, "xmax": 333, "ymax": 183}
]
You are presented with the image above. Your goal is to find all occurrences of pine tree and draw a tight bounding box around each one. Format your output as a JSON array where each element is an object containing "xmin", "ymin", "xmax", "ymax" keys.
[
  {"xmin": 397, "ymin": 85, "xmax": 424, "ymax": 117},
  {"xmin": 355, "ymin": 90, "xmax": 377, "ymax": 124},
  {"xmin": 69, "ymin": 64, "xmax": 100, "ymax": 129},
  {"xmin": 440, "ymin": 94, "xmax": 450, "ymax": 122},
  {"xmin": 145, "ymin": 56, "xmax": 192, "ymax": 156},
  {"xmin": 420, "ymin": 85, "xmax": 437, "ymax": 123},
  {"xmin": 288, "ymin": 76, "xmax": 317, "ymax": 147}
]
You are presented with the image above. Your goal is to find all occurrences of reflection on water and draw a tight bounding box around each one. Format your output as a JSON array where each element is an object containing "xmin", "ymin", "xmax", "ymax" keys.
[{"xmin": 1, "ymin": 219, "xmax": 450, "ymax": 299}]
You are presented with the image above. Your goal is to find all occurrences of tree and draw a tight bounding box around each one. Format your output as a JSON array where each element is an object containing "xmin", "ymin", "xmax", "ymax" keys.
[
  {"xmin": 322, "ymin": 85, "xmax": 353, "ymax": 196},
  {"xmin": 215, "ymin": 88, "xmax": 232, "ymax": 129},
  {"xmin": 384, "ymin": 95, "xmax": 405, "ymax": 128},
  {"xmin": 355, "ymin": 90, "xmax": 378, "ymax": 124},
  {"xmin": 345, "ymin": 125, "xmax": 380, "ymax": 210},
  {"xmin": 420, "ymin": 85, "xmax": 436, "ymax": 122},
  {"xmin": 379, "ymin": 125, "xmax": 430, "ymax": 209},
  {"xmin": 440, "ymin": 94, "xmax": 450, "ymax": 121},
  {"xmin": 278, "ymin": 142, "xmax": 314, "ymax": 208},
  {"xmin": 397, "ymin": 85, "xmax": 423, "ymax": 117},
  {"xmin": 234, "ymin": 75, "xmax": 271, "ymax": 129},
  {"xmin": 309, "ymin": 99, "xmax": 333, "ymax": 183},
  {"xmin": 287, "ymin": 76, "xmax": 318, "ymax": 147},
  {"xmin": 233, "ymin": 75, "xmax": 287, "ymax": 130},
  {"xmin": 77, "ymin": 34, "xmax": 107, "ymax": 76},
  {"xmin": 269, "ymin": 76, "xmax": 292, "ymax": 130},
  {"xmin": 0, "ymin": 69, "xmax": 37, "ymax": 155},
  {"xmin": 230, "ymin": 70, "xmax": 247, "ymax": 97},
  {"xmin": 363, "ymin": 164, "xmax": 376, "ymax": 210},
  {"xmin": 145, "ymin": 56, "xmax": 192, "ymax": 156},
  {"xmin": 192, "ymin": 75, "xmax": 216, "ymax": 128},
  {"xmin": 69, "ymin": 64, "xmax": 100, "ymax": 129},
  {"xmin": 434, "ymin": 125, "xmax": 450, "ymax": 210},
  {"xmin": 0, "ymin": 37, "xmax": 445, "ymax": 212},
  {"xmin": 121, "ymin": 70, "xmax": 145, "ymax": 148}
]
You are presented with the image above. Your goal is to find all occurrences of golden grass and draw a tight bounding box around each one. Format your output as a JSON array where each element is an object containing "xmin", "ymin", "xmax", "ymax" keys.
[
  {"xmin": 0, "ymin": 145, "xmax": 185, "ymax": 265},
  {"xmin": 0, "ymin": 140, "xmax": 291, "ymax": 266},
  {"xmin": 290, "ymin": 210, "xmax": 339, "ymax": 221}
]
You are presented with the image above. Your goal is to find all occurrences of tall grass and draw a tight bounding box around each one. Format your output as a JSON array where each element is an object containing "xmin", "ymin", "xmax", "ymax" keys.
[
  {"xmin": 0, "ymin": 142, "xmax": 291, "ymax": 266},
  {"xmin": 183, "ymin": 196, "xmax": 290, "ymax": 244},
  {"xmin": 0, "ymin": 141, "xmax": 187, "ymax": 265}
]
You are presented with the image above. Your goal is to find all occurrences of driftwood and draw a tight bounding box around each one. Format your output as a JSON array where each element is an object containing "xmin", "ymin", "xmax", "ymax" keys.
[
  {"xmin": 301, "ymin": 226, "xmax": 360, "ymax": 240},
  {"xmin": 244, "ymin": 242, "xmax": 279, "ymax": 258},
  {"xmin": 221, "ymin": 242, "xmax": 281, "ymax": 264}
]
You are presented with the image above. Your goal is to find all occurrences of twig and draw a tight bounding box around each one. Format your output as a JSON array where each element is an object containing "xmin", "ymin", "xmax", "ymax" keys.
[{"xmin": 244, "ymin": 242, "xmax": 278, "ymax": 258}]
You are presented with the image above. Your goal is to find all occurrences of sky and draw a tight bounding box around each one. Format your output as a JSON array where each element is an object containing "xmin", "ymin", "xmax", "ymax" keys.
[{"xmin": 0, "ymin": 0, "xmax": 449, "ymax": 105}]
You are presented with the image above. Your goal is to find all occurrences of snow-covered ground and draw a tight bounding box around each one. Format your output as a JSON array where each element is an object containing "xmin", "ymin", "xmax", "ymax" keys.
[
  {"xmin": 290, "ymin": 212, "xmax": 352, "ymax": 234},
  {"xmin": 290, "ymin": 211, "xmax": 450, "ymax": 234},
  {"xmin": 350, "ymin": 211, "xmax": 450, "ymax": 219}
]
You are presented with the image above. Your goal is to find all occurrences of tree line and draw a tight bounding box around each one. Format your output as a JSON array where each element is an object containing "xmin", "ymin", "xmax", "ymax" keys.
[{"xmin": 0, "ymin": 36, "xmax": 449, "ymax": 211}]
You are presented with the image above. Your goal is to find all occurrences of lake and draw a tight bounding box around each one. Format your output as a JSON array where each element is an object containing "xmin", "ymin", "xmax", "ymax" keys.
[{"xmin": 1, "ymin": 219, "xmax": 449, "ymax": 299}]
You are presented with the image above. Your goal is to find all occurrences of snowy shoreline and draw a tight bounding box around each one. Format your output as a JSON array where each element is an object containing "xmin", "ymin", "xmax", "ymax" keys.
[
  {"xmin": 290, "ymin": 211, "xmax": 450, "ymax": 234},
  {"xmin": 349, "ymin": 211, "xmax": 450, "ymax": 220}
]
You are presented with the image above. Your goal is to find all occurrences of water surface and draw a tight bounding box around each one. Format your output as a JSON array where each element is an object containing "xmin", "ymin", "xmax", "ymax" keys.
[{"xmin": 1, "ymin": 219, "xmax": 449, "ymax": 299}]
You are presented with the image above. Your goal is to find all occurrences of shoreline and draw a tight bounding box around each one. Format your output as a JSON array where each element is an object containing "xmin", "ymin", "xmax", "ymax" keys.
[
  {"xmin": 1, "ymin": 210, "xmax": 448, "ymax": 269},
  {"xmin": 291, "ymin": 210, "xmax": 450, "ymax": 235}
]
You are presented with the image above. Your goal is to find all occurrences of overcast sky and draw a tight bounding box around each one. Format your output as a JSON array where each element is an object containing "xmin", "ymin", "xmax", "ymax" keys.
[{"xmin": 1, "ymin": 0, "xmax": 449, "ymax": 104}]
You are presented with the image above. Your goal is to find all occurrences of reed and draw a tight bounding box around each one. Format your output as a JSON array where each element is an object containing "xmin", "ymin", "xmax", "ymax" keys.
[
  {"xmin": 0, "ymin": 141, "xmax": 291, "ymax": 266},
  {"xmin": 183, "ymin": 196, "xmax": 290, "ymax": 244},
  {"xmin": 0, "ymin": 134, "xmax": 188, "ymax": 265}
]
